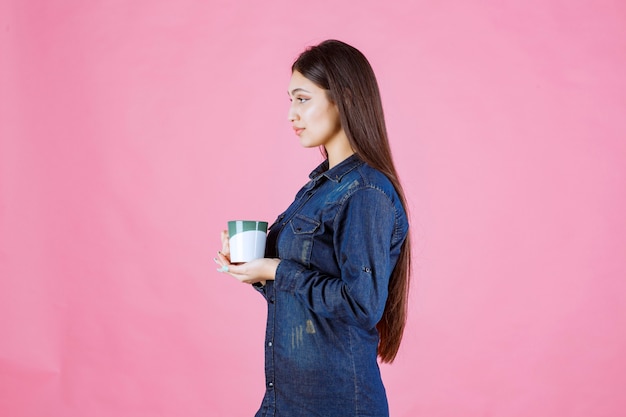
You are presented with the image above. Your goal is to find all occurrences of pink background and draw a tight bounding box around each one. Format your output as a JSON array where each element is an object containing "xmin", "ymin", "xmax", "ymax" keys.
[{"xmin": 2, "ymin": 1, "xmax": 625, "ymax": 416}]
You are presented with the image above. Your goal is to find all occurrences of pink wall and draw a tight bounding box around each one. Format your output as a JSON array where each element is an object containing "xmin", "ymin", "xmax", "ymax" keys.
[{"xmin": 2, "ymin": 1, "xmax": 625, "ymax": 416}]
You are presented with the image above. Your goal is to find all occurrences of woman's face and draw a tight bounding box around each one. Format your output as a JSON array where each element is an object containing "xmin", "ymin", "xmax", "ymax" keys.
[{"xmin": 287, "ymin": 71, "xmax": 345, "ymax": 150}]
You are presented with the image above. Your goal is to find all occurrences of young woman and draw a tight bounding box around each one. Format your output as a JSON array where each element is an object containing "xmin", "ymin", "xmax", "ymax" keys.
[{"xmin": 215, "ymin": 39, "xmax": 412, "ymax": 417}]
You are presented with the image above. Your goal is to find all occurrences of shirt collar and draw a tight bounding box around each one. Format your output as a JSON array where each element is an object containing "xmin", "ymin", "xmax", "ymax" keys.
[{"xmin": 309, "ymin": 153, "xmax": 363, "ymax": 183}]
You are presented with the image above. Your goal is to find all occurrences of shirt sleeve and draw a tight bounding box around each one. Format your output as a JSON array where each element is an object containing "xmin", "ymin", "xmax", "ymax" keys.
[{"xmin": 273, "ymin": 187, "xmax": 397, "ymax": 330}]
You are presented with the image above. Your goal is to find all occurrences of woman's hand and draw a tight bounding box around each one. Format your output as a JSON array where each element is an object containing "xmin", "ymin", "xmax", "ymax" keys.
[{"xmin": 215, "ymin": 230, "xmax": 279, "ymax": 285}]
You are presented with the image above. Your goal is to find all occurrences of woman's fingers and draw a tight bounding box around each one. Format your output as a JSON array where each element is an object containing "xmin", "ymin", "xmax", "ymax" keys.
[
  {"xmin": 220, "ymin": 230, "xmax": 231, "ymax": 258},
  {"xmin": 215, "ymin": 229, "xmax": 232, "ymax": 269},
  {"xmin": 213, "ymin": 254, "xmax": 228, "ymax": 271},
  {"xmin": 216, "ymin": 250, "xmax": 230, "ymax": 264},
  {"xmin": 214, "ymin": 260, "xmax": 258, "ymax": 285}
]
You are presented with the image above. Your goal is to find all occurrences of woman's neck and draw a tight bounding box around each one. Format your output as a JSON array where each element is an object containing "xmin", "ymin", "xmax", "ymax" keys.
[{"xmin": 326, "ymin": 133, "xmax": 355, "ymax": 168}]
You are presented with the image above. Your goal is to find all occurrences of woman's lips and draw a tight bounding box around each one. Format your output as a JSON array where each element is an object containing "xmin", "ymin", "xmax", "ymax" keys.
[{"xmin": 294, "ymin": 128, "xmax": 304, "ymax": 136}]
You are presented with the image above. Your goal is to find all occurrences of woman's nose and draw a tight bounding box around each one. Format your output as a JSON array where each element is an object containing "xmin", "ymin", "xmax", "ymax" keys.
[{"xmin": 287, "ymin": 105, "xmax": 299, "ymax": 122}]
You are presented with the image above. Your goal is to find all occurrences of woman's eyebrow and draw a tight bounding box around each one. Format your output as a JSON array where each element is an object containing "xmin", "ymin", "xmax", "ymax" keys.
[{"xmin": 288, "ymin": 87, "xmax": 312, "ymax": 96}]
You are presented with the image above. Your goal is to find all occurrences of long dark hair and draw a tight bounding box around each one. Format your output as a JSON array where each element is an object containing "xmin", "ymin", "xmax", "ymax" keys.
[{"xmin": 292, "ymin": 40, "xmax": 412, "ymax": 363}]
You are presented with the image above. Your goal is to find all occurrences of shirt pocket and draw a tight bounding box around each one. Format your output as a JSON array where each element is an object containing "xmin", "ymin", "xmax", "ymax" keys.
[{"xmin": 284, "ymin": 214, "xmax": 320, "ymax": 267}]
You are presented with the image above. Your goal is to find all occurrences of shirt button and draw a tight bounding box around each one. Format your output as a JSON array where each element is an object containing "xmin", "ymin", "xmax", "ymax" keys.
[
  {"xmin": 268, "ymin": 341, "xmax": 273, "ymax": 347},
  {"xmin": 268, "ymin": 382, "xmax": 274, "ymax": 388},
  {"xmin": 269, "ymin": 297, "xmax": 275, "ymax": 304}
]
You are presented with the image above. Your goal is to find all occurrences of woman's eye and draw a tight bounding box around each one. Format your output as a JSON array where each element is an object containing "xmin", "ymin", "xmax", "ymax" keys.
[{"xmin": 289, "ymin": 96, "xmax": 309, "ymax": 104}]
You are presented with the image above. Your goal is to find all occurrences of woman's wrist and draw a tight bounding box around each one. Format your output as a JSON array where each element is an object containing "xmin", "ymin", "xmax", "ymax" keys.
[{"xmin": 265, "ymin": 258, "xmax": 280, "ymax": 281}]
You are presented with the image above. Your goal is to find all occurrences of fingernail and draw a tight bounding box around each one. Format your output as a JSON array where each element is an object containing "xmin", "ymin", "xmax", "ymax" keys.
[{"xmin": 217, "ymin": 265, "xmax": 229, "ymax": 273}]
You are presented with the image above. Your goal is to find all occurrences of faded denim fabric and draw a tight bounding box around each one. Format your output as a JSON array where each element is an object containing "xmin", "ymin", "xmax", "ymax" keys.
[{"xmin": 253, "ymin": 154, "xmax": 409, "ymax": 417}]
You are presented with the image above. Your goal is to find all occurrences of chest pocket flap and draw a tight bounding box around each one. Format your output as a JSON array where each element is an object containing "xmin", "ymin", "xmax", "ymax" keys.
[{"xmin": 290, "ymin": 214, "xmax": 320, "ymax": 235}]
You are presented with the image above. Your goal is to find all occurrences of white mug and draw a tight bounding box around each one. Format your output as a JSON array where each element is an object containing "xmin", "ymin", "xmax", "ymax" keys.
[{"xmin": 227, "ymin": 220, "xmax": 268, "ymax": 263}]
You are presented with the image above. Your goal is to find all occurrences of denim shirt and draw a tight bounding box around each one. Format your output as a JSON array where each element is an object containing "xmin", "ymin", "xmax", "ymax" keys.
[{"xmin": 254, "ymin": 154, "xmax": 408, "ymax": 417}]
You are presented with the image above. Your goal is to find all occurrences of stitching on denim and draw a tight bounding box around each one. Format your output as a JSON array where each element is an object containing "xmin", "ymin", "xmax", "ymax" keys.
[{"xmin": 348, "ymin": 326, "xmax": 360, "ymax": 415}]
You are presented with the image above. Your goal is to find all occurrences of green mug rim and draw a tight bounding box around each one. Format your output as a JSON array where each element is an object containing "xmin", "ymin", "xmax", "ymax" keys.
[{"xmin": 228, "ymin": 220, "xmax": 268, "ymax": 236}]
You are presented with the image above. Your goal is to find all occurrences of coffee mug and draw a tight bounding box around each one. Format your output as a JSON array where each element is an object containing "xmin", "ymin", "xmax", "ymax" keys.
[{"xmin": 227, "ymin": 220, "xmax": 268, "ymax": 263}]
